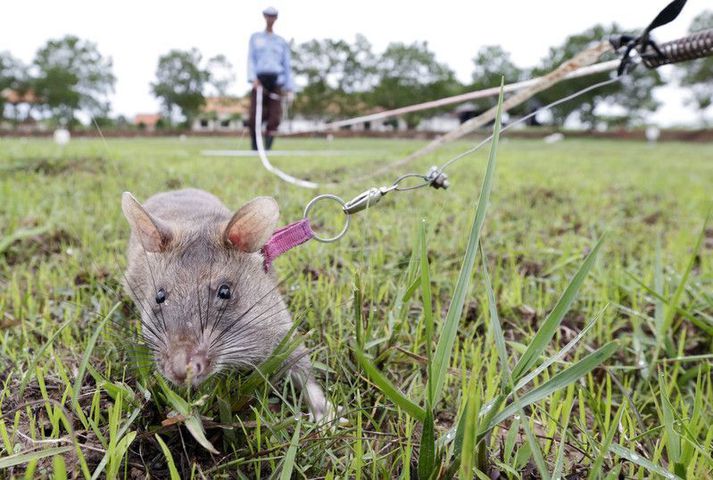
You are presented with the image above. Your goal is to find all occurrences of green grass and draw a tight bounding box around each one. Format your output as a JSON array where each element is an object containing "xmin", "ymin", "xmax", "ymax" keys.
[{"xmin": 0, "ymin": 133, "xmax": 712, "ymax": 478}]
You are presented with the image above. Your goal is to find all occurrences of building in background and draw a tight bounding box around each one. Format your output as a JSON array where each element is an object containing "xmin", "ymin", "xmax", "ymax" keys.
[
  {"xmin": 133, "ymin": 113, "xmax": 162, "ymax": 132},
  {"xmin": 1, "ymin": 88, "xmax": 42, "ymax": 131},
  {"xmin": 192, "ymin": 96, "xmax": 247, "ymax": 132}
]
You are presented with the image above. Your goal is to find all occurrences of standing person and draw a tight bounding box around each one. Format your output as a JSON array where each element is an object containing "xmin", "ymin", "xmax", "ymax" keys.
[{"xmin": 247, "ymin": 6, "xmax": 294, "ymax": 151}]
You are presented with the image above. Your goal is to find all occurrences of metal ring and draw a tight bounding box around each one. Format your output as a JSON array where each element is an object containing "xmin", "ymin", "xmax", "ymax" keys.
[{"xmin": 303, "ymin": 194, "xmax": 351, "ymax": 243}]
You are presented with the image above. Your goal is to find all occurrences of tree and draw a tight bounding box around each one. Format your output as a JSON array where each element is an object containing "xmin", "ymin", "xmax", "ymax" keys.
[
  {"xmin": 32, "ymin": 35, "xmax": 115, "ymax": 125},
  {"xmin": 678, "ymin": 10, "xmax": 713, "ymax": 124},
  {"xmin": 469, "ymin": 45, "xmax": 524, "ymax": 112},
  {"xmin": 471, "ymin": 45, "xmax": 523, "ymax": 88},
  {"xmin": 533, "ymin": 24, "xmax": 662, "ymax": 128},
  {"xmin": 151, "ymin": 49, "xmax": 210, "ymax": 125},
  {"xmin": 369, "ymin": 41, "xmax": 461, "ymax": 128},
  {"xmin": 205, "ymin": 54, "xmax": 235, "ymax": 97},
  {"xmin": 292, "ymin": 35, "xmax": 376, "ymax": 119}
]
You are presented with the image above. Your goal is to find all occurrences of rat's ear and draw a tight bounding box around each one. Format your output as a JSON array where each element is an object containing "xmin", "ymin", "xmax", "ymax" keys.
[
  {"xmin": 121, "ymin": 192, "xmax": 172, "ymax": 253},
  {"xmin": 224, "ymin": 197, "xmax": 279, "ymax": 252}
]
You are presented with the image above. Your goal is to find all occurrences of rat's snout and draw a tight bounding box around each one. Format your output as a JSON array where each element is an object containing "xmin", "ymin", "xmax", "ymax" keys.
[{"xmin": 166, "ymin": 347, "xmax": 210, "ymax": 385}]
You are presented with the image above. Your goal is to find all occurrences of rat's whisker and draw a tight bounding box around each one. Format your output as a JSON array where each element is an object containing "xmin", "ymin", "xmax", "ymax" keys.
[
  {"xmin": 208, "ymin": 279, "xmax": 289, "ymax": 348},
  {"xmin": 136, "ymin": 243, "xmax": 170, "ymax": 334},
  {"xmin": 121, "ymin": 270, "xmax": 167, "ymax": 337},
  {"xmin": 209, "ymin": 299, "xmax": 284, "ymax": 350},
  {"xmin": 223, "ymin": 302, "xmax": 291, "ymax": 341},
  {"xmin": 203, "ymin": 253, "xmax": 217, "ymax": 336},
  {"xmin": 209, "ymin": 273, "xmax": 294, "ymax": 343}
]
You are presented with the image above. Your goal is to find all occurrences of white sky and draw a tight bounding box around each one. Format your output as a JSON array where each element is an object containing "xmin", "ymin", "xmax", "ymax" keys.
[{"xmin": 2, "ymin": 0, "xmax": 710, "ymax": 126}]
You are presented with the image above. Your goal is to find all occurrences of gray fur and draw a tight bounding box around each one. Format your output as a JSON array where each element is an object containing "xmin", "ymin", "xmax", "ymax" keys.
[{"xmin": 122, "ymin": 188, "xmax": 327, "ymax": 419}]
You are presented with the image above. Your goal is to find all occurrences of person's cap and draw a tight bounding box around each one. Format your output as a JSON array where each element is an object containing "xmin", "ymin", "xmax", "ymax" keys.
[{"xmin": 262, "ymin": 6, "xmax": 278, "ymax": 16}]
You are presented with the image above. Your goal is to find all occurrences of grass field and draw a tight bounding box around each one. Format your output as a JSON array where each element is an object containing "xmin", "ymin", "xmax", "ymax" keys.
[{"xmin": 1, "ymin": 134, "xmax": 712, "ymax": 479}]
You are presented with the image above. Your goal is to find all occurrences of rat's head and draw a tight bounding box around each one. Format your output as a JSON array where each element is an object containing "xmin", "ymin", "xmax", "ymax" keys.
[{"xmin": 121, "ymin": 192, "xmax": 281, "ymax": 387}]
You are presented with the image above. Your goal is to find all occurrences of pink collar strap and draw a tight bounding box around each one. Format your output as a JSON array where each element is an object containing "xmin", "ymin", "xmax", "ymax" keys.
[{"xmin": 261, "ymin": 218, "xmax": 314, "ymax": 271}]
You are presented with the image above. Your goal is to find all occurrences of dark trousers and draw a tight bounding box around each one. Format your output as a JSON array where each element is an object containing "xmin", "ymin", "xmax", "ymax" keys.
[{"xmin": 249, "ymin": 73, "xmax": 282, "ymax": 150}]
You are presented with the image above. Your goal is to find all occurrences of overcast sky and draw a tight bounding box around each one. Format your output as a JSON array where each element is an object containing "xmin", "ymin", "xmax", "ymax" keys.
[{"xmin": 2, "ymin": 0, "xmax": 710, "ymax": 126}]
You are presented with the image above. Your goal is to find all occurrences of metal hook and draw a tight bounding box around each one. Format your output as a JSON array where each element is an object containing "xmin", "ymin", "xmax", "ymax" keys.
[{"xmin": 343, "ymin": 186, "xmax": 394, "ymax": 215}]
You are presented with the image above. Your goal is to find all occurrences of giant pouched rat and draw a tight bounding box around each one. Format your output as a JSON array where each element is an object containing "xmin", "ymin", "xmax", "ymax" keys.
[{"xmin": 121, "ymin": 188, "xmax": 328, "ymax": 420}]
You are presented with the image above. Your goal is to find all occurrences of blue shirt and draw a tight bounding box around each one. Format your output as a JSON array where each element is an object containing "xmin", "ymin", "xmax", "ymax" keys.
[{"xmin": 247, "ymin": 31, "xmax": 294, "ymax": 91}]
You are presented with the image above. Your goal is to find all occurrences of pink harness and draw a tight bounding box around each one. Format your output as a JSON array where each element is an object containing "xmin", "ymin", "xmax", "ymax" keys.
[{"xmin": 261, "ymin": 218, "xmax": 315, "ymax": 271}]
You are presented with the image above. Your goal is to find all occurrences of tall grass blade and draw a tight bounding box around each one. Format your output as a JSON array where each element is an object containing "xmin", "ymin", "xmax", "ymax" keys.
[
  {"xmin": 658, "ymin": 373, "xmax": 683, "ymax": 474},
  {"xmin": 481, "ymin": 247, "xmax": 511, "ymax": 387},
  {"xmin": 155, "ymin": 434, "xmax": 181, "ymax": 480},
  {"xmin": 52, "ymin": 454, "xmax": 67, "ymax": 480},
  {"xmin": 354, "ymin": 348, "xmax": 426, "ymax": 421},
  {"xmin": 0, "ymin": 446, "xmax": 72, "ymax": 469},
  {"xmin": 511, "ymin": 237, "xmax": 604, "ymax": 383},
  {"xmin": 185, "ymin": 415, "xmax": 219, "ymax": 454},
  {"xmin": 552, "ymin": 400, "xmax": 574, "ymax": 479},
  {"xmin": 156, "ymin": 377, "xmax": 219, "ymax": 454},
  {"xmin": 653, "ymin": 218, "xmax": 708, "ymax": 364},
  {"xmin": 420, "ymin": 220, "xmax": 435, "ymax": 404},
  {"xmin": 432, "ymin": 82, "xmax": 505, "ymax": 405},
  {"xmin": 20, "ymin": 318, "xmax": 72, "ymax": 395},
  {"xmin": 279, "ymin": 420, "xmax": 301, "ymax": 480},
  {"xmin": 514, "ymin": 306, "xmax": 607, "ymax": 392},
  {"xmin": 587, "ymin": 402, "xmax": 625, "ymax": 480},
  {"xmin": 456, "ymin": 379, "xmax": 479, "ymax": 478},
  {"xmin": 609, "ymin": 443, "xmax": 683, "ymax": 479},
  {"xmin": 72, "ymin": 303, "xmax": 118, "ymax": 409},
  {"xmin": 521, "ymin": 412, "xmax": 550, "ymax": 480},
  {"xmin": 486, "ymin": 342, "xmax": 618, "ymax": 432},
  {"xmin": 418, "ymin": 405, "xmax": 436, "ymax": 480}
]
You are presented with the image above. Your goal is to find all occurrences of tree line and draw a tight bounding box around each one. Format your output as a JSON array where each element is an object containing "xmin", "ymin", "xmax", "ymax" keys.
[{"xmin": 1, "ymin": 11, "xmax": 710, "ymax": 130}]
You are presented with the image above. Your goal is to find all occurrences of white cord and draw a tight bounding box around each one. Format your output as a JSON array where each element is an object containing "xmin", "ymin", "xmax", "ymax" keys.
[{"xmin": 254, "ymin": 85, "xmax": 318, "ymax": 189}]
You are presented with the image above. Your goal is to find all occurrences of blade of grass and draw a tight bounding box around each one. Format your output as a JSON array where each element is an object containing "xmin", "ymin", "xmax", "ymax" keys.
[
  {"xmin": 19, "ymin": 318, "xmax": 72, "ymax": 395},
  {"xmin": 418, "ymin": 405, "xmax": 436, "ymax": 480},
  {"xmin": 354, "ymin": 273, "xmax": 364, "ymax": 350},
  {"xmin": 609, "ymin": 443, "xmax": 682, "ymax": 480},
  {"xmin": 72, "ymin": 303, "xmax": 118, "ymax": 410},
  {"xmin": 552, "ymin": 399, "xmax": 574, "ymax": 479},
  {"xmin": 0, "ymin": 446, "xmax": 72, "ymax": 469},
  {"xmin": 588, "ymin": 402, "xmax": 626, "ymax": 480},
  {"xmin": 652, "ymin": 217, "xmax": 708, "ymax": 365},
  {"xmin": 432, "ymin": 82, "xmax": 505, "ymax": 406},
  {"xmin": 185, "ymin": 415, "xmax": 219, "ymax": 455},
  {"xmin": 354, "ymin": 348, "xmax": 426, "ymax": 421},
  {"xmin": 279, "ymin": 420, "xmax": 301, "ymax": 480},
  {"xmin": 658, "ymin": 372, "xmax": 683, "ymax": 476},
  {"xmin": 456, "ymin": 378, "xmax": 480, "ymax": 478},
  {"xmin": 155, "ymin": 376, "xmax": 219, "ymax": 454},
  {"xmin": 486, "ymin": 342, "xmax": 618, "ymax": 432},
  {"xmin": 520, "ymin": 411, "xmax": 550, "ymax": 480},
  {"xmin": 155, "ymin": 434, "xmax": 181, "ymax": 480},
  {"xmin": 52, "ymin": 454, "xmax": 67, "ymax": 480},
  {"xmin": 514, "ymin": 305, "xmax": 608, "ymax": 392},
  {"xmin": 420, "ymin": 220, "xmax": 435, "ymax": 404},
  {"xmin": 481, "ymin": 246, "xmax": 511, "ymax": 388},
  {"xmin": 511, "ymin": 236, "xmax": 604, "ymax": 383}
]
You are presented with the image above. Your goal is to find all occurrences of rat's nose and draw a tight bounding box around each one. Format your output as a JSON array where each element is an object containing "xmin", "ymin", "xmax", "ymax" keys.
[{"xmin": 168, "ymin": 349, "xmax": 208, "ymax": 384}]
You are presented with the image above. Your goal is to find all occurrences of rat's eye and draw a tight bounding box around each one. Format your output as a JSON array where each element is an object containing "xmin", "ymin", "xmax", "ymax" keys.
[
  {"xmin": 217, "ymin": 284, "xmax": 231, "ymax": 300},
  {"xmin": 155, "ymin": 288, "xmax": 167, "ymax": 304}
]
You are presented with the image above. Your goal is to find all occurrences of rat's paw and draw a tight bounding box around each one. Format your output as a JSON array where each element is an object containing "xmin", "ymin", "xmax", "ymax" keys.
[{"xmin": 307, "ymin": 402, "xmax": 349, "ymax": 428}]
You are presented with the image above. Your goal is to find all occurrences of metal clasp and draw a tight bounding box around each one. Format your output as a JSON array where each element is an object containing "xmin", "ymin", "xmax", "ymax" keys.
[
  {"xmin": 426, "ymin": 166, "xmax": 449, "ymax": 189},
  {"xmin": 343, "ymin": 186, "xmax": 393, "ymax": 214}
]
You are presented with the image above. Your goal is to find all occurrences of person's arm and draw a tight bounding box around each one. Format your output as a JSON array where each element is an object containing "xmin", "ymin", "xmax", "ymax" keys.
[
  {"xmin": 281, "ymin": 40, "xmax": 295, "ymax": 92},
  {"xmin": 247, "ymin": 34, "xmax": 258, "ymax": 85}
]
